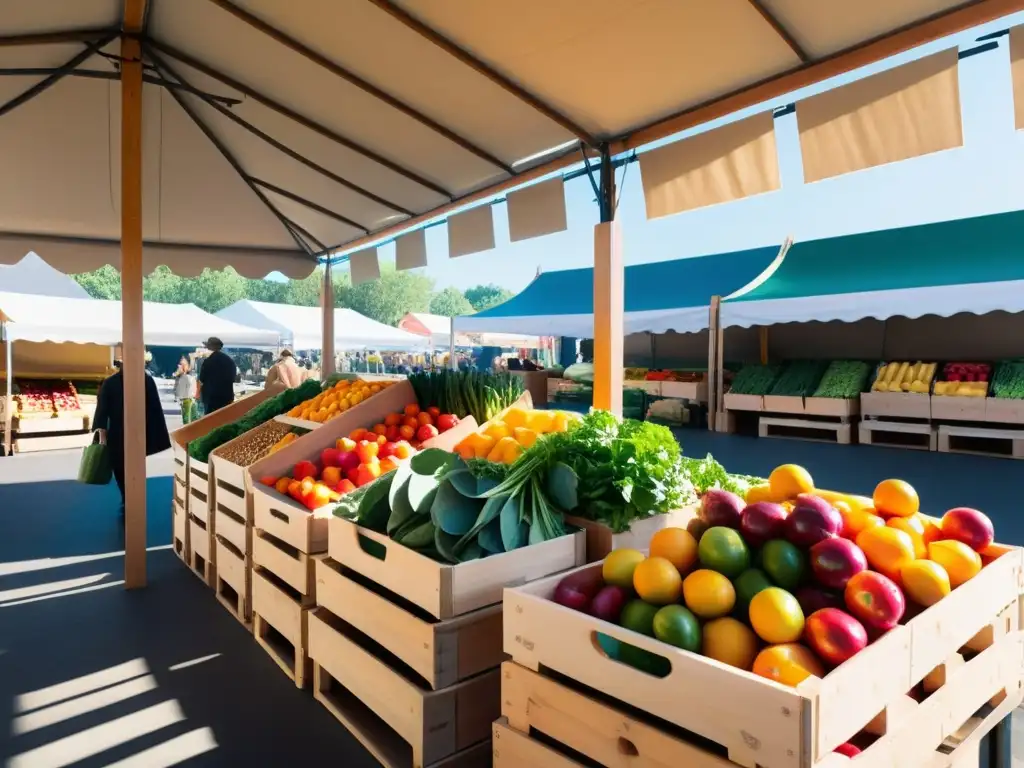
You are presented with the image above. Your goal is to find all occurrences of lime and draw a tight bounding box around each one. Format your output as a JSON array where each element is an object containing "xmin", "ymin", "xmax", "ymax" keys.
[
  {"xmin": 734, "ymin": 568, "xmax": 773, "ymax": 611},
  {"xmin": 619, "ymin": 599, "xmax": 660, "ymax": 637},
  {"xmin": 653, "ymin": 605, "xmax": 701, "ymax": 653},
  {"xmin": 698, "ymin": 527, "xmax": 750, "ymax": 578},
  {"xmin": 761, "ymin": 540, "xmax": 806, "ymax": 590}
]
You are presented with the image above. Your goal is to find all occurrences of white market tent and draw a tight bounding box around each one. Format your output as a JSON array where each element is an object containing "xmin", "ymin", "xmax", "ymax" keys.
[
  {"xmin": 216, "ymin": 299, "xmax": 427, "ymax": 350},
  {"xmin": 0, "ymin": 291, "xmax": 281, "ymax": 347},
  {"xmin": 399, "ymin": 311, "xmax": 541, "ymax": 350},
  {"xmin": 0, "ymin": 252, "xmax": 91, "ymax": 299},
  {"xmin": 3, "ymin": 0, "xmax": 1014, "ymax": 587}
]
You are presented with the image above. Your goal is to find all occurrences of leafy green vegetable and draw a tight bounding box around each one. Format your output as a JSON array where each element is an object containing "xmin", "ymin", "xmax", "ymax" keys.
[
  {"xmin": 408, "ymin": 369, "xmax": 525, "ymax": 423},
  {"xmin": 812, "ymin": 360, "xmax": 872, "ymax": 399},
  {"xmin": 679, "ymin": 454, "xmax": 765, "ymax": 499},
  {"xmin": 769, "ymin": 360, "xmax": 829, "ymax": 397},
  {"xmin": 729, "ymin": 365, "xmax": 783, "ymax": 395},
  {"xmin": 991, "ymin": 359, "xmax": 1024, "ymax": 399}
]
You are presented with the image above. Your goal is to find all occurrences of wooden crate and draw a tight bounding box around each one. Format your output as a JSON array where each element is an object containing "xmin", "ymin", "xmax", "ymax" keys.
[
  {"xmin": 860, "ymin": 392, "xmax": 931, "ymax": 420},
  {"xmin": 563, "ymin": 506, "xmax": 700, "ymax": 563},
  {"xmin": 503, "ymin": 546, "xmax": 1024, "ymax": 768},
  {"xmin": 315, "ymin": 557, "xmax": 503, "ymax": 691},
  {"xmin": 660, "ymin": 379, "xmax": 708, "ymax": 402},
  {"xmin": 804, "ymin": 397, "xmax": 860, "ymax": 418},
  {"xmin": 309, "ymin": 608, "xmax": 499, "ymax": 768},
  {"xmin": 172, "ymin": 498, "xmax": 189, "ymax": 563},
  {"xmin": 932, "ymin": 395, "xmax": 988, "ymax": 423},
  {"xmin": 188, "ymin": 515, "xmax": 215, "ymax": 586},
  {"xmin": 985, "ymin": 398, "xmax": 1024, "ymax": 425},
  {"xmin": 763, "ymin": 395, "xmax": 805, "ymax": 414},
  {"xmin": 215, "ymin": 505, "xmax": 249, "ymax": 559},
  {"xmin": 723, "ymin": 393, "xmax": 763, "ymax": 412},
  {"xmin": 253, "ymin": 528, "xmax": 315, "ymax": 600},
  {"xmin": 328, "ymin": 516, "xmax": 586, "ymax": 620},
  {"xmin": 858, "ymin": 419, "xmax": 937, "ymax": 451},
  {"xmin": 938, "ymin": 424, "xmax": 1024, "ymax": 459},
  {"xmin": 494, "ymin": 718, "xmax": 583, "ymax": 767},
  {"xmin": 252, "ymin": 565, "xmax": 315, "ymax": 688},
  {"xmin": 214, "ymin": 535, "xmax": 251, "ymax": 628},
  {"xmin": 759, "ymin": 415, "xmax": 853, "ymax": 445},
  {"xmin": 172, "ymin": 441, "xmax": 188, "ymax": 489}
]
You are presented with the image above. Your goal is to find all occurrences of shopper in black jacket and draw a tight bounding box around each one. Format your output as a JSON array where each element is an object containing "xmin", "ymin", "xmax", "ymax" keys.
[{"xmin": 93, "ymin": 361, "xmax": 172, "ymax": 506}]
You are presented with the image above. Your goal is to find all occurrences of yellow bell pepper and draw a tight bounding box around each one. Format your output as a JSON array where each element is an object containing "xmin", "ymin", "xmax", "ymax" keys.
[
  {"xmin": 502, "ymin": 407, "xmax": 528, "ymax": 430},
  {"xmin": 484, "ymin": 421, "xmax": 511, "ymax": 441},
  {"xmin": 501, "ymin": 438, "xmax": 523, "ymax": 464},
  {"xmin": 525, "ymin": 409, "xmax": 554, "ymax": 433},
  {"xmin": 472, "ymin": 433, "xmax": 496, "ymax": 459},
  {"xmin": 486, "ymin": 436, "xmax": 514, "ymax": 463}
]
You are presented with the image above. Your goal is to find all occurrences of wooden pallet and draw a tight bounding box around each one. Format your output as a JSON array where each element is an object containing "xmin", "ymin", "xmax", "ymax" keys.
[
  {"xmin": 252, "ymin": 565, "xmax": 314, "ymax": 688},
  {"xmin": 309, "ymin": 607, "xmax": 499, "ymax": 768},
  {"xmin": 503, "ymin": 547, "xmax": 1024, "ymax": 768},
  {"xmin": 938, "ymin": 424, "xmax": 1024, "ymax": 459},
  {"xmin": 858, "ymin": 418, "xmax": 937, "ymax": 451},
  {"xmin": 315, "ymin": 557, "xmax": 504, "ymax": 691},
  {"xmin": 758, "ymin": 415, "xmax": 853, "ymax": 445},
  {"xmin": 215, "ymin": 536, "xmax": 251, "ymax": 628},
  {"xmin": 188, "ymin": 515, "xmax": 215, "ymax": 586}
]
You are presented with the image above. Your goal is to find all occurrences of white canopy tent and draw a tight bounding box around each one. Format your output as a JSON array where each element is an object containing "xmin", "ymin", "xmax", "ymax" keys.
[
  {"xmin": 216, "ymin": 299, "xmax": 427, "ymax": 351},
  {"xmin": 0, "ymin": 253, "xmax": 91, "ymax": 299},
  {"xmin": 401, "ymin": 311, "xmax": 542, "ymax": 349}
]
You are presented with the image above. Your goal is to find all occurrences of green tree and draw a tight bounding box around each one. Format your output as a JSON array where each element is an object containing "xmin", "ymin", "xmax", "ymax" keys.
[
  {"xmin": 179, "ymin": 267, "xmax": 247, "ymax": 313},
  {"xmin": 341, "ymin": 264, "xmax": 432, "ymax": 325},
  {"xmin": 283, "ymin": 269, "xmax": 323, "ymax": 306},
  {"xmin": 244, "ymin": 277, "xmax": 289, "ymax": 303},
  {"xmin": 142, "ymin": 266, "xmax": 185, "ymax": 303},
  {"xmin": 464, "ymin": 283, "xmax": 513, "ymax": 312},
  {"xmin": 73, "ymin": 265, "xmax": 121, "ymax": 299},
  {"xmin": 429, "ymin": 286, "xmax": 473, "ymax": 317}
]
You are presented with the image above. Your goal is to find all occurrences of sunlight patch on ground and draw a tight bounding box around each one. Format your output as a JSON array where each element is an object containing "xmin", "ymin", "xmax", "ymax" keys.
[
  {"xmin": 168, "ymin": 654, "xmax": 221, "ymax": 672},
  {"xmin": 0, "ymin": 545, "xmax": 172, "ymax": 577},
  {"xmin": 0, "ymin": 573, "xmax": 111, "ymax": 604},
  {"xmin": 15, "ymin": 660, "xmax": 150, "ymax": 714},
  {"xmin": 12, "ymin": 676, "xmax": 159, "ymax": 736},
  {"xmin": 102, "ymin": 727, "xmax": 218, "ymax": 767}
]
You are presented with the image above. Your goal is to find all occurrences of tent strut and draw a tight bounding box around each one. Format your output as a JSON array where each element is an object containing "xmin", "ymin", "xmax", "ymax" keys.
[
  {"xmin": 0, "ymin": 34, "xmax": 119, "ymax": 120},
  {"xmin": 146, "ymin": 51, "xmax": 314, "ymax": 256},
  {"xmin": 0, "ymin": 29, "xmax": 117, "ymax": 47},
  {"xmin": 144, "ymin": 46, "xmax": 414, "ymax": 216},
  {"xmin": 250, "ymin": 177, "xmax": 370, "ymax": 233},
  {"xmin": 283, "ymin": 218, "xmax": 327, "ymax": 252},
  {"xmin": 366, "ymin": 0, "xmax": 599, "ymax": 148},
  {"xmin": 745, "ymin": 0, "xmax": 809, "ymax": 62},
  {"xmin": 206, "ymin": 0, "xmax": 515, "ymax": 175},
  {"xmin": 146, "ymin": 38, "xmax": 455, "ymax": 199}
]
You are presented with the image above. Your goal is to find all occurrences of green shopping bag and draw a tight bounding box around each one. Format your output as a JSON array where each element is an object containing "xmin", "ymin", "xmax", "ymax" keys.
[{"xmin": 78, "ymin": 432, "xmax": 112, "ymax": 485}]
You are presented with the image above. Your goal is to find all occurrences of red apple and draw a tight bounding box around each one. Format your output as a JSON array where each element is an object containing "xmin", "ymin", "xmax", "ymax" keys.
[
  {"xmin": 804, "ymin": 608, "xmax": 868, "ymax": 666},
  {"xmin": 786, "ymin": 495, "xmax": 843, "ymax": 548},
  {"xmin": 740, "ymin": 502, "xmax": 788, "ymax": 547},
  {"xmin": 701, "ymin": 489, "xmax": 744, "ymax": 529},
  {"xmin": 940, "ymin": 507, "xmax": 994, "ymax": 552},
  {"xmin": 810, "ymin": 538, "xmax": 868, "ymax": 590},
  {"xmin": 795, "ymin": 585, "xmax": 845, "ymax": 616},
  {"xmin": 844, "ymin": 571, "xmax": 905, "ymax": 631}
]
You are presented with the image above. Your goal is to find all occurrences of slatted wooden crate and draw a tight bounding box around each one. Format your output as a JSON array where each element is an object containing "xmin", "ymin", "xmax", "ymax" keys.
[
  {"xmin": 503, "ymin": 545, "xmax": 1024, "ymax": 768},
  {"xmin": 252, "ymin": 564, "xmax": 315, "ymax": 688},
  {"xmin": 214, "ymin": 535, "xmax": 251, "ymax": 628},
  {"xmin": 188, "ymin": 515, "xmax": 214, "ymax": 585},
  {"xmin": 172, "ymin": 497, "xmax": 189, "ymax": 563}
]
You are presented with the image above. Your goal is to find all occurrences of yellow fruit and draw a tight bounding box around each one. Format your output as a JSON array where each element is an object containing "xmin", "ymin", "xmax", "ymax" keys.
[
  {"xmin": 769, "ymin": 465, "xmax": 814, "ymax": 500},
  {"xmin": 649, "ymin": 527, "xmax": 698, "ymax": 575},
  {"xmin": 682, "ymin": 569, "xmax": 735, "ymax": 619},
  {"xmin": 552, "ymin": 411, "xmax": 570, "ymax": 433},
  {"xmin": 350, "ymin": 392, "xmax": 363, "ymax": 405},
  {"xmin": 927, "ymin": 540, "xmax": 981, "ymax": 587},
  {"xmin": 633, "ymin": 557, "xmax": 682, "ymax": 605},
  {"xmin": 503, "ymin": 407, "xmax": 528, "ymax": 429},
  {"xmin": 500, "ymin": 438, "xmax": 523, "ymax": 465},
  {"xmin": 369, "ymin": 384, "xmax": 381, "ymax": 393},
  {"xmin": 525, "ymin": 410, "xmax": 554, "ymax": 433},
  {"xmin": 513, "ymin": 427, "xmax": 538, "ymax": 449},
  {"xmin": 901, "ymin": 560, "xmax": 951, "ymax": 606},
  {"xmin": 753, "ymin": 644, "xmax": 824, "ymax": 686},
  {"xmin": 702, "ymin": 618, "xmax": 759, "ymax": 671},
  {"xmin": 749, "ymin": 587, "xmax": 805, "ymax": 644},
  {"xmin": 484, "ymin": 421, "xmax": 511, "ymax": 441},
  {"xmin": 473, "ymin": 434, "xmax": 495, "ymax": 459},
  {"xmin": 745, "ymin": 484, "xmax": 779, "ymax": 504},
  {"xmin": 603, "ymin": 549, "xmax": 646, "ymax": 588},
  {"xmin": 873, "ymin": 479, "xmax": 919, "ymax": 518}
]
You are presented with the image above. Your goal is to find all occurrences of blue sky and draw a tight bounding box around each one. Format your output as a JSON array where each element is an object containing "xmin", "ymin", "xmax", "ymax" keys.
[{"xmin": 332, "ymin": 12, "xmax": 1024, "ymax": 295}]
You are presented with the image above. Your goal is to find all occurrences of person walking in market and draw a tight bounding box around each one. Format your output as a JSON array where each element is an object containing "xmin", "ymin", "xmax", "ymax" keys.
[
  {"xmin": 93, "ymin": 359, "xmax": 171, "ymax": 510},
  {"xmin": 173, "ymin": 355, "xmax": 197, "ymax": 423},
  {"xmin": 197, "ymin": 337, "xmax": 236, "ymax": 414},
  {"xmin": 264, "ymin": 349, "xmax": 306, "ymax": 389}
]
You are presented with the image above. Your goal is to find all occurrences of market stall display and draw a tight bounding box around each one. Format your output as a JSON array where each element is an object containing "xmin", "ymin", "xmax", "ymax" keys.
[
  {"xmin": 500, "ymin": 464, "xmax": 1023, "ymax": 767},
  {"xmin": 408, "ymin": 369, "xmax": 525, "ymax": 426}
]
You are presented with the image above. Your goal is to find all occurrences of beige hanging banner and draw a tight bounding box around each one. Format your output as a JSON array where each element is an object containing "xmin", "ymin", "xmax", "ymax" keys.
[
  {"xmin": 447, "ymin": 205, "xmax": 495, "ymax": 258},
  {"xmin": 639, "ymin": 112, "xmax": 780, "ymax": 219},
  {"xmin": 1011, "ymin": 28, "xmax": 1024, "ymax": 130},
  {"xmin": 395, "ymin": 229, "xmax": 427, "ymax": 271},
  {"xmin": 349, "ymin": 247, "xmax": 379, "ymax": 285},
  {"xmin": 798, "ymin": 48, "xmax": 962, "ymax": 183},
  {"xmin": 507, "ymin": 177, "xmax": 568, "ymax": 242}
]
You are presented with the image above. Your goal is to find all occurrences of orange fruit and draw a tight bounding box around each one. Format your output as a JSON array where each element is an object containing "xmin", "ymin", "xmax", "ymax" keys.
[
  {"xmin": 384, "ymin": 413, "xmax": 402, "ymax": 427},
  {"xmin": 633, "ymin": 557, "xmax": 683, "ymax": 605},
  {"xmin": 417, "ymin": 411, "xmax": 434, "ymax": 427},
  {"xmin": 320, "ymin": 466, "xmax": 342, "ymax": 488},
  {"xmin": 887, "ymin": 516, "xmax": 927, "ymax": 559},
  {"xmin": 349, "ymin": 427, "xmax": 368, "ymax": 442},
  {"xmin": 399, "ymin": 424, "xmax": 416, "ymax": 440},
  {"xmin": 404, "ymin": 404, "xmax": 421, "ymax": 417},
  {"xmin": 379, "ymin": 456, "xmax": 399, "ymax": 474},
  {"xmin": 602, "ymin": 549, "xmax": 645, "ymax": 589},
  {"xmin": 768, "ymin": 464, "xmax": 814, "ymax": 500},
  {"xmin": 402, "ymin": 416, "xmax": 419, "ymax": 430},
  {"xmin": 873, "ymin": 479, "xmax": 919, "ymax": 518},
  {"xmin": 702, "ymin": 618, "xmax": 759, "ymax": 671},
  {"xmin": 856, "ymin": 526, "xmax": 916, "ymax": 582},
  {"xmin": 682, "ymin": 569, "xmax": 735, "ymax": 619},
  {"xmin": 373, "ymin": 423, "xmax": 388, "ymax": 435},
  {"xmin": 753, "ymin": 643, "xmax": 825, "ymax": 687},
  {"xmin": 649, "ymin": 527, "xmax": 698, "ymax": 575},
  {"xmin": 749, "ymin": 587, "xmax": 805, "ymax": 644},
  {"xmin": 841, "ymin": 507, "xmax": 884, "ymax": 540},
  {"xmin": 900, "ymin": 560, "xmax": 951, "ymax": 606},
  {"xmin": 927, "ymin": 540, "xmax": 981, "ymax": 588}
]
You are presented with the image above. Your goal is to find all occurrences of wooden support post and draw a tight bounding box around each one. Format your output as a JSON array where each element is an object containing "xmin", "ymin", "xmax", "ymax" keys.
[
  {"xmin": 759, "ymin": 326, "xmax": 769, "ymax": 365},
  {"xmin": 321, "ymin": 261, "xmax": 335, "ymax": 377},
  {"xmin": 121, "ymin": 24, "xmax": 146, "ymax": 588},
  {"xmin": 707, "ymin": 296, "xmax": 720, "ymax": 431},
  {"xmin": 592, "ymin": 220, "xmax": 623, "ymax": 415}
]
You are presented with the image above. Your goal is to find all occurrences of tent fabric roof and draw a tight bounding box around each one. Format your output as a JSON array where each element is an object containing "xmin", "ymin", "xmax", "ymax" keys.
[
  {"xmin": 455, "ymin": 244, "xmax": 782, "ymax": 337},
  {"xmin": 0, "ymin": 291, "xmax": 282, "ymax": 346},
  {"xmin": 400, "ymin": 311, "xmax": 542, "ymax": 349},
  {"xmin": 0, "ymin": 1, "xmax": 1008, "ymax": 276},
  {"xmin": 720, "ymin": 209, "xmax": 1024, "ymax": 328},
  {"xmin": 0, "ymin": 252, "xmax": 91, "ymax": 299},
  {"xmin": 215, "ymin": 299, "xmax": 427, "ymax": 350}
]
